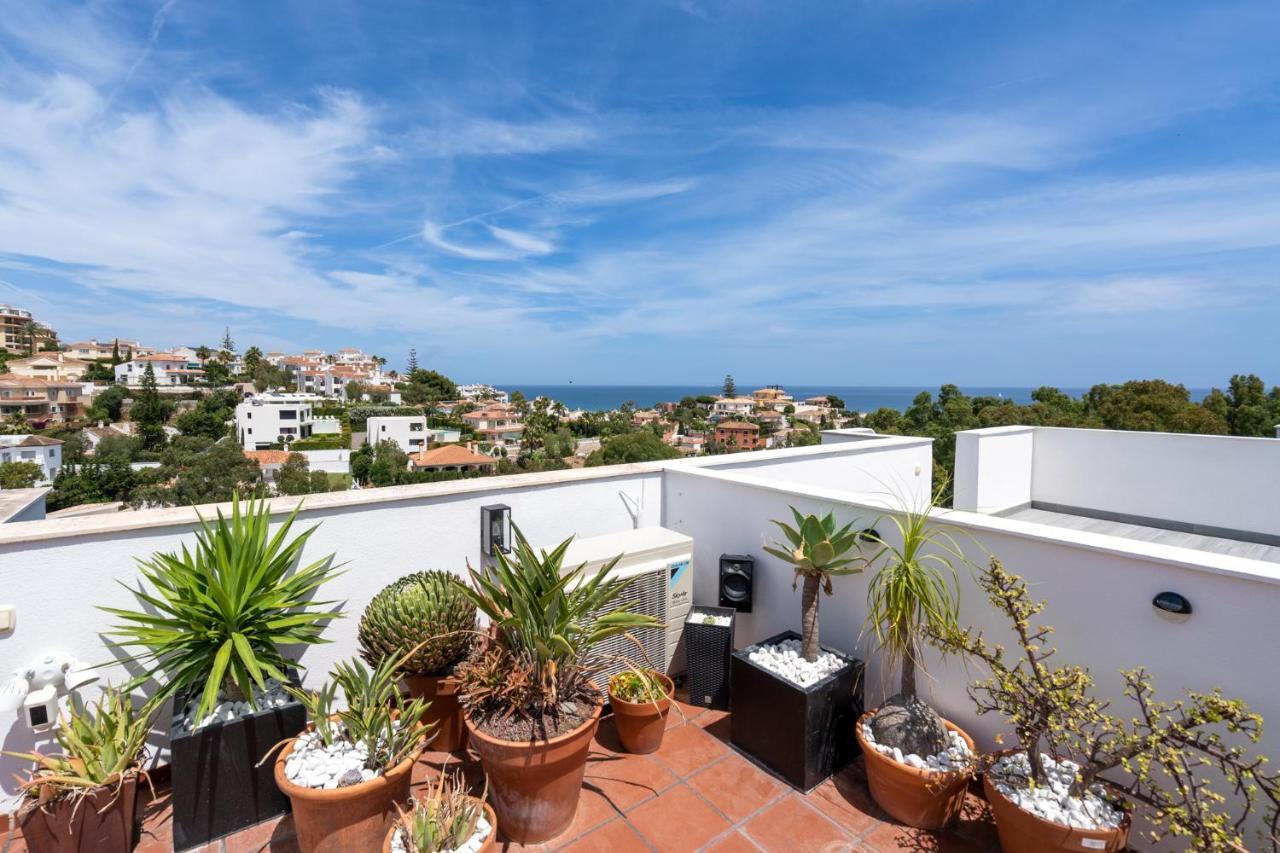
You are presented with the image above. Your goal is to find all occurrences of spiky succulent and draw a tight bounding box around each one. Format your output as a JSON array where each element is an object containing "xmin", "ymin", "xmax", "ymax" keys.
[{"xmin": 358, "ymin": 571, "xmax": 477, "ymax": 675}]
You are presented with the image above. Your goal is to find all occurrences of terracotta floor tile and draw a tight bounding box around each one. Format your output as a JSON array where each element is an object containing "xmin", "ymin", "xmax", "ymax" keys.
[
  {"xmin": 741, "ymin": 795, "xmax": 856, "ymax": 853},
  {"xmin": 590, "ymin": 717, "xmax": 627, "ymax": 754},
  {"xmin": 526, "ymin": 786, "xmax": 620, "ymax": 849},
  {"xmin": 585, "ymin": 752, "xmax": 679, "ymax": 811},
  {"xmin": 687, "ymin": 752, "xmax": 787, "ymax": 823},
  {"xmin": 556, "ymin": 817, "xmax": 650, "ymax": 852},
  {"xmin": 858, "ymin": 821, "xmax": 988, "ymax": 853},
  {"xmin": 651, "ymin": 721, "xmax": 730, "ymax": 779},
  {"xmin": 221, "ymin": 814, "xmax": 298, "ymax": 853},
  {"xmin": 700, "ymin": 829, "xmax": 762, "ymax": 852},
  {"xmin": 805, "ymin": 762, "xmax": 890, "ymax": 835},
  {"xmin": 951, "ymin": 792, "xmax": 998, "ymax": 850},
  {"xmin": 628, "ymin": 784, "xmax": 731, "ymax": 853}
]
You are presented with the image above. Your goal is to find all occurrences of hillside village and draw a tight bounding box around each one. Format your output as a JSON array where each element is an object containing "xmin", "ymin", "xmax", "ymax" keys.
[{"xmin": 0, "ymin": 305, "xmax": 855, "ymax": 517}]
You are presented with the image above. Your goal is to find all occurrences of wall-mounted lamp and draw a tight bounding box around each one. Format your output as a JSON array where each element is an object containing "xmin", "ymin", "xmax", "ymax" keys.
[
  {"xmin": 857, "ymin": 527, "xmax": 881, "ymax": 543},
  {"xmin": 1152, "ymin": 591, "xmax": 1192, "ymax": 616},
  {"xmin": 481, "ymin": 504, "xmax": 512, "ymax": 557}
]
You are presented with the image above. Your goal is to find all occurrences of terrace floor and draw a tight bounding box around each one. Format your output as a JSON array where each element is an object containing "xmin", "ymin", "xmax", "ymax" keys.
[{"xmin": 6, "ymin": 691, "xmax": 1002, "ymax": 852}]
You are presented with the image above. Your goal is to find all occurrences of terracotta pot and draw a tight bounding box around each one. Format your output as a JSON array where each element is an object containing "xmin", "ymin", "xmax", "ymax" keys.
[
  {"xmin": 274, "ymin": 738, "xmax": 423, "ymax": 853},
  {"xmin": 381, "ymin": 798, "xmax": 498, "ymax": 853},
  {"xmin": 984, "ymin": 764, "xmax": 1130, "ymax": 853},
  {"xmin": 18, "ymin": 774, "xmax": 138, "ymax": 853},
  {"xmin": 465, "ymin": 701, "xmax": 603, "ymax": 845},
  {"xmin": 608, "ymin": 674, "xmax": 674, "ymax": 755},
  {"xmin": 404, "ymin": 673, "xmax": 468, "ymax": 752},
  {"xmin": 856, "ymin": 710, "xmax": 975, "ymax": 830}
]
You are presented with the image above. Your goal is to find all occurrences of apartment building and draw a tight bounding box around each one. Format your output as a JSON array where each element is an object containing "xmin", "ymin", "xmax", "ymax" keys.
[
  {"xmin": 0, "ymin": 304, "xmax": 57, "ymax": 353},
  {"xmin": 458, "ymin": 383, "xmax": 510, "ymax": 404},
  {"xmin": 5, "ymin": 352, "xmax": 91, "ymax": 382},
  {"xmin": 0, "ymin": 435, "xmax": 63, "ymax": 482},
  {"xmin": 714, "ymin": 420, "xmax": 763, "ymax": 452},
  {"xmin": 235, "ymin": 394, "xmax": 322, "ymax": 449},
  {"xmin": 367, "ymin": 415, "xmax": 430, "ymax": 453},
  {"xmin": 712, "ymin": 396, "xmax": 756, "ymax": 419},
  {"xmin": 114, "ymin": 354, "xmax": 207, "ymax": 387},
  {"xmin": 752, "ymin": 386, "xmax": 793, "ymax": 410},
  {"xmin": 62, "ymin": 339, "xmax": 153, "ymax": 361},
  {"xmin": 0, "ymin": 375, "xmax": 85, "ymax": 424},
  {"xmin": 462, "ymin": 406, "xmax": 525, "ymax": 450}
]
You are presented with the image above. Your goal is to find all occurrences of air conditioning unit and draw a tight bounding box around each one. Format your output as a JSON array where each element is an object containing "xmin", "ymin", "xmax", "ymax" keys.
[{"xmin": 554, "ymin": 527, "xmax": 693, "ymax": 683}]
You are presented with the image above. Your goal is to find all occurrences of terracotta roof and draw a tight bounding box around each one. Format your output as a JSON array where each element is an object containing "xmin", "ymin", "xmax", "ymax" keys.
[
  {"xmin": 0, "ymin": 373, "xmax": 81, "ymax": 388},
  {"xmin": 716, "ymin": 420, "xmax": 759, "ymax": 431},
  {"xmin": 244, "ymin": 450, "xmax": 292, "ymax": 465},
  {"xmin": 409, "ymin": 445, "xmax": 495, "ymax": 467},
  {"xmin": 0, "ymin": 434, "xmax": 64, "ymax": 447}
]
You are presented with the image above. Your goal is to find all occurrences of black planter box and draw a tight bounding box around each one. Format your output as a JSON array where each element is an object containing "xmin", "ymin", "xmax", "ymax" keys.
[
  {"xmin": 169, "ymin": 687, "xmax": 306, "ymax": 850},
  {"xmin": 730, "ymin": 630, "xmax": 863, "ymax": 791},
  {"xmin": 684, "ymin": 606, "xmax": 735, "ymax": 710}
]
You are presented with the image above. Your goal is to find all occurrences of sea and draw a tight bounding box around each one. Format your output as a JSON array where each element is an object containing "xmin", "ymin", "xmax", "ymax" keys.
[{"xmin": 497, "ymin": 384, "xmax": 1113, "ymax": 414}]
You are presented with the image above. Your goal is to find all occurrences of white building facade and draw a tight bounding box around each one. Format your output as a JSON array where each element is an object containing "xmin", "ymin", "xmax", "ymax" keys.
[
  {"xmin": 366, "ymin": 415, "xmax": 430, "ymax": 454},
  {"xmin": 114, "ymin": 354, "xmax": 206, "ymax": 387},
  {"xmin": 235, "ymin": 394, "xmax": 322, "ymax": 450},
  {"xmin": 0, "ymin": 435, "xmax": 63, "ymax": 483}
]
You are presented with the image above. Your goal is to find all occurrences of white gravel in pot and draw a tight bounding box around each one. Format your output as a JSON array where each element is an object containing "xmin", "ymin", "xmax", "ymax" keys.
[
  {"xmin": 173, "ymin": 677, "xmax": 291, "ymax": 733},
  {"xmin": 282, "ymin": 728, "xmax": 381, "ymax": 790},
  {"xmin": 745, "ymin": 637, "xmax": 844, "ymax": 688},
  {"xmin": 687, "ymin": 611, "xmax": 732, "ymax": 627},
  {"xmin": 389, "ymin": 815, "xmax": 492, "ymax": 853},
  {"xmin": 990, "ymin": 752, "xmax": 1125, "ymax": 831},
  {"xmin": 861, "ymin": 719, "xmax": 973, "ymax": 773}
]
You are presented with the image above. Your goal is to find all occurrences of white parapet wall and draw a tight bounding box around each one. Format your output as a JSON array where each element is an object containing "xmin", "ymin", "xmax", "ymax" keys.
[{"xmin": 952, "ymin": 425, "xmax": 1035, "ymax": 513}]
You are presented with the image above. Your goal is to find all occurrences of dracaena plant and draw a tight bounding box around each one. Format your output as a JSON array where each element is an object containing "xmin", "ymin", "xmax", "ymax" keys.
[
  {"xmin": 103, "ymin": 496, "xmax": 342, "ymax": 724},
  {"xmin": 929, "ymin": 558, "xmax": 1280, "ymax": 852},
  {"xmin": 762, "ymin": 508, "xmax": 864, "ymax": 662},
  {"xmin": 453, "ymin": 526, "xmax": 662, "ymax": 720},
  {"xmin": 4, "ymin": 686, "xmax": 153, "ymax": 804}
]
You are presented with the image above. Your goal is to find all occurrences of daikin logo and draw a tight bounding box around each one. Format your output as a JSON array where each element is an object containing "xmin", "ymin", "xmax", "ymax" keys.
[{"xmin": 669, "ymin": 560, "xmax": 690, "ymax": 605}]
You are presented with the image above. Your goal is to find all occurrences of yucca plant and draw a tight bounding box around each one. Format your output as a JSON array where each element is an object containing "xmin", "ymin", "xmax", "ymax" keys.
[
  {"xmin": 4, "ymin": 686, "xmax": 153, "ymax": 805},
  {"xmin": 762, "ymin": 508, "xmax": 864, "ymax": 662},
  {"xmin": 285, "ymin": 650, "xmax": 432, "ymax": 772},
  {"xmin": 103, "ymin": 496, "xmax": 342, "ymax": 724},
  {"xmin": 453, "ymin": 526, "xmax": 662, "ymax": 718},
  {"xmin": 396, "ymin": 769, "xmax": 488, "ymax": 852}
]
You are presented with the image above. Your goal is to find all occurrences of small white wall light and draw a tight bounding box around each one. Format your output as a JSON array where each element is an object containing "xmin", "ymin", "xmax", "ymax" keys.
[
  {"xmin": 481, "ymin": 504, "xmax": 512, "ymax": 557},
  {"xmin": 1, "ymin": 654, "xmax": 101, "ymax": 731}
]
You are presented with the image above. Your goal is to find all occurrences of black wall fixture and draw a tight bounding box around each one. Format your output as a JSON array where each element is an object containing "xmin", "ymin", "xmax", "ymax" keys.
[
  {"xmin": 1153, "ymin": 591, "xmax": 1192, "ymax": 615},
  {"xmin": 719, "ymin": 554, "xmax": 754, "ymax": 612}
]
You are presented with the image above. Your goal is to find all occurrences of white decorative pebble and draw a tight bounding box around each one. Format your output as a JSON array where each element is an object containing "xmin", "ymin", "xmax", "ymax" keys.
[
  {"xmin": 687, "ymin": 611, "xmax": 732, "ymax": 627},
  {"xmin": 173, "ymin": 678, "xmax": 292, "ymax": 733},
  {"xmin": 860, "ymin": 721, "xmax": 974, "ymax": 776},
  {"xmin": 990, "ymin": 752, "xmax": 1124, "ymax": 831},
  {"xmin": 745, "ymin": 638, "xmax": 844, "ymax": 688},
  {"xmin": 283, "ymin": 724, "xmax": 387, "ymax": 790}
]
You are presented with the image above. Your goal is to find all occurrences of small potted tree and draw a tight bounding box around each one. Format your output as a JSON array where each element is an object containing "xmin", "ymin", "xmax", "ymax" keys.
[
  {"xmin": 856, "ymin": 490, "xmax": 977, "ymax": 829},
  {"xmin": 607, "ymin": 667, "xmax": 675, "ymax": 754},
  {"xmin": 383, "ymin": 769, "xmax": 497, "ymax": 853},
  {"xmin": 452, "ymin": 528, "xmax": 660, "ymax": 844},
  {"xmin": 4, "ymin": 687, "xmax": 153, "ymax": 853},
  {"xmin": 103, "ymin": 497, "xmax": 341, "ymax": 848},
  {"xmin": 273, "ymin": 653, "xmax": 434, "ymax": 853},
  {"xmin": 732, "ymin": 509, "xmax": 865, "ymax": 790},
  {"xmin": 359, "ymin": 571, "xmax": 477, "ymax": 751},
  {"xmin": 931, "ymin": 558, "xmax": 1280, "ymax": 853}
]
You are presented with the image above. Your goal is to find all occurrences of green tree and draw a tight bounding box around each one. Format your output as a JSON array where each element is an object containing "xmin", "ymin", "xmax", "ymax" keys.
[
  {"xmin": 407, "ymin": 348, "xmax": 418, "ymax": 373},
  {"xmin": 585, "ymin": 431, "xmax": 681, "ymax": 466},
  {"xmin": 401, "ymin": 369, "xmax": 457, "ymax": 406},
  {"xmin": 174, "ymin": 389, "xmax": 239, "ymax": 440},
  {"xmin": 722, "ymin": 374, "xmax": 736, "ymax": 397},
  {"xmin": 132, "ymin": 364, "xmax": 174, "ymax": 451},
  {"xmin": 220, "ymin": 327, "xmax": 235, "ymax": 356},
  {"xmin": 86, "ymin": 384, "xmax": 129, "ymax": 423},
  {"xmin": 350, "ymin": 442, "xmax": 374, "ymax": 485},
  {"xmin": 129, "ymin": 437, "xmax": 262, "ymax": 508},
  {"xmin": 276, "ymin": 452, "xmax": 313, "ymax": 496},
  {"xmin": 345, "ymin": 380, "xmax": 365, "ymax": 401},
  {"xmin": 368, "ymin": 439, "xmax": 409, "ymax": 486},
  {"xmin": 1084, "ymin": 380, "xmax": 1227, "ymax": 434},
  {"xmin": 196, "ymin": 345, "xmax": 213, "ymax": 364},
  {"xmin": 0, "ymin": 461, "xmax": 43, "ymax": 488},
  {"xmin": 110, "ymin": 339, "xmax": 121, "ymax": 365},
  {"xmin": 242, "ymin": 346, "xmax": 263, "ymax": 376}
]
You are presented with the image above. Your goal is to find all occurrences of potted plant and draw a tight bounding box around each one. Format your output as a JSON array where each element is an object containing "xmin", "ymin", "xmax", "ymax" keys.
[
  {"xmin": 383, "ymin": 769, "xmax": 497, "ymax": 853},
  {"xmin": 359, "ymin": 570, "xmax": 477, "ymax": 751},
  {"xmin": 103, "ymin": 496, "xmax": 341, "ymax": 848},
  {"xmin": 4, "ymin": 687, "xmax": 152, "ymax": 853},
  {"xmin": 856, "ymin": 488, "xmax": 976, "ymax": 829},
  {"xmin": 683, "ymin": 605, "xmax": 735, "ymax": 710},
  {"xmin": 931, "ymin": 558, "xmax": 1280, "ymax": 853},
  {"xmin": 452, "ymin": 528, "xmax": 660, "ymax": 844},
  {"xmin": 732, "ymin": 508, "xmax": 865, "ymax": 790},
  {"xmin": 273, "ymin": 652, "xmax": 433, "ymax": 853},
  {"xmin": 607, "ymin": 668, "xmax": 675, "ymax": 754}
]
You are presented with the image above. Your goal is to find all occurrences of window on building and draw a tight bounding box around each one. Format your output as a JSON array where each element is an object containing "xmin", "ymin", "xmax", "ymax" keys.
[{"xmin": 280, "ymin": 410, "xmax": 296, "ymax": 420}]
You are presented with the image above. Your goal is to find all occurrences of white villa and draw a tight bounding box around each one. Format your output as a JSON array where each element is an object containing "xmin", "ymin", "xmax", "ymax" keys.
[{"xmin": 114, "ymin": 353, "xmax": 206, "ymax": 387}]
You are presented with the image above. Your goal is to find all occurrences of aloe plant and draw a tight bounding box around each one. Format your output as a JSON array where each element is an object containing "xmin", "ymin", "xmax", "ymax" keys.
[
  {"xmin": 763, "ymin": 508, "xmax": 864, "ymax": 662},
  {"xmin": 103, "ymin": 496, "xmax": 342, "ymax": 723}
]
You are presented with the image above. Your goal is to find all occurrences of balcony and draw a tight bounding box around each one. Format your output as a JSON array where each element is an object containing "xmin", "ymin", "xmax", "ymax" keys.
[{"xmin": 1, "ymin": 429, "xmax": 1277, "ymax": 851}]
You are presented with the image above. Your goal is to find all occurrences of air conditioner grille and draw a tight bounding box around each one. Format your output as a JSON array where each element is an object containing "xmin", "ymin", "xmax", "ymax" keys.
[{"xmin": 589, "ymin": 568, "xmax": 667, "ymax": 684}]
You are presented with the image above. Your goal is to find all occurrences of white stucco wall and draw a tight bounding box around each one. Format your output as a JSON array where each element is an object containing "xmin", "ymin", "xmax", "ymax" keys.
[{"xmin": 952, "ymin": 425, "xmax": 1034, "ymax": 513}]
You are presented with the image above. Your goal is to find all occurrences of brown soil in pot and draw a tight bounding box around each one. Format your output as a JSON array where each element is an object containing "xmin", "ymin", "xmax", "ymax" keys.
[
  {"xmin": 382, "ymin": 798, "xmax": 498, "ymax": 853},
  {"xmin": 465, "ymin": 700, "xmax": 603, "ymax": 845},
  {"xmin": 274, "ymin": 737, "xmax": 423, "ymax": 853},
  {"xmin": 403, "ymin": 673, "xmax": 467, "ymax": 752},
  {"xmin": 857, "ymin": 710, "xmax": 974, "ymax": 830},
  {"xmin": 983, "ymin": 763, "xmax": 1130, "ymax": 853},
  {"xmin": 18, "ymin": 774, "xmax": 139, "ymax": 853},
  {"xmin": 608, "ymin": 674, "xmax": 674, "ymax": 755}
]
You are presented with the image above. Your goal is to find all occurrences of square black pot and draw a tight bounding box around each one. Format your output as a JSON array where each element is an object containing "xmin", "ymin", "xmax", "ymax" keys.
[
  {"xmin": 169, "ymin": 686, "xmax": 306, "ymax": 850},
  {"xmin": 730, "ymin": 630, "xmax": 863, "ymax": 791},
  {"xmin": 684, "ymin": 606, "xmax": 735, "ymax": 710}
]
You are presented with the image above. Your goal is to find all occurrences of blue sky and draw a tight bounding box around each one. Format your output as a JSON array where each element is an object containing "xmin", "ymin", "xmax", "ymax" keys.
[{"xmin": 1, "ymin": 1, "xmax": 1278, "ymax": 386}]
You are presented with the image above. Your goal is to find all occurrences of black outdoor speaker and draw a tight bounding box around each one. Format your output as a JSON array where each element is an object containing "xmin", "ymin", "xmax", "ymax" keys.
[{"xmin": 719, "ymin": 554, "xmax": 754, "ymax": 612}]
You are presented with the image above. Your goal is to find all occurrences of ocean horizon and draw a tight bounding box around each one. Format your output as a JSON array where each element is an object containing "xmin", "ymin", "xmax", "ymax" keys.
[{"xmin": 491, "ymin": 384, "xmax": 1215, "ymax": 413}]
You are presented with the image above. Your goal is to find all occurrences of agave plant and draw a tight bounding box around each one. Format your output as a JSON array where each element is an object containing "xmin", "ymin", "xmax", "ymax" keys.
[
  {"xmin": 4, "ymin": 686, "xmax": 153, "ymax": 804},
  {"xmin": 397, "ymin": 769, "xmax": 488, "ymax": 852},
  {"xmin": 103, "ymin": 496, "xmax": 342, "ymax": 723},
  {"xmin": 763, "ymin": 508, "xmax": 864, "ymax": 662},
  {"xmin": 358, "ymin": 570, "xmax": 476, "ymax": 675},
  {"xmin": 453, "ymin": 525, "xmax": 661, "ymax": 717}
]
